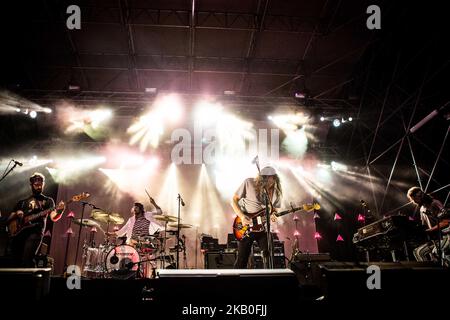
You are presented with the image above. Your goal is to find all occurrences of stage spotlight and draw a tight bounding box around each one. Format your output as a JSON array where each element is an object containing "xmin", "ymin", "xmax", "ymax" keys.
[
  {"xmin": 90, "ymin": 109, "xmax": 112, "ymax": 128},
  {"xmin": 68, "ymin": 85, "xmax": 80, "ymax": 91},
  {"xmin": 42, "ymin": 107, "xmax": 52, "ymax": 114},
  {"xmin": 348, "ymin": 117, "xmax": 353, "ymax": 122},
  {"xmin": 333, "ymin": 119, "xmax": 341, "ymax": 127},
  {"xmin": 29, "ymin": 110, "xmax": 37, "ymax": 119},
  {"xmin": 331, "ymin": 161, "xmax": 348, "ymax": 172},
  {"xmin": 145, "ymin": 87, "xmax": 157, "ymax": 93},
  {"xmin": 195, "ymin": 101, "xmax": 223, "ymax": 126},
  {"xmin": 269, "ymin": 113, "xmax": 308, "ymax": 132},
  {"xmin": 29, "ymin": 155, "xmax": 38, "ymax": 164},
  {"xmin": 320, "ymin": 116, "xmax": 325, "ymax": 122},
  {"xmin": 157, "ymin": 94, "xmax": 183, "ymax": 124}
]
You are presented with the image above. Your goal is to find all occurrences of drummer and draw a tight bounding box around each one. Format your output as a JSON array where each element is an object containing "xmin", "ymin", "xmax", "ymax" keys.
[{"xmin": 115, "ymin": 198, "xmax": 163, "ymax": 245}]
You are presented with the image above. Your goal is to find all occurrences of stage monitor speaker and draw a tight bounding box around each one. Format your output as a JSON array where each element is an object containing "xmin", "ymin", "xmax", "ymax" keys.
[
  {"xmin": 0, "ymin": 268, "xmax": 51, "ymax": 301},
  {"xmin": 46, "ymin": 277, "xmax": 152, "ymax": 304},
  {"xmin": 319, "ymin": 261, "xmax": 450, "ymax": 303},
  {"xmin": 289, "ymin": 253, "xmax": 331, "ymax": 286},
  {"xmin": 204, "ymin": 251, "xmax": 236, "ymax": 269},
  {"xmin": 155, "ymin": 269, "xmax": 299, "ymax": 307}
]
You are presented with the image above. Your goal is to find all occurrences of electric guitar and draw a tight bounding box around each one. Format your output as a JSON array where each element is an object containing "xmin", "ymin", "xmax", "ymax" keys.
[
  {"xmin": 7, "ymin": 192, "xmax": 90, "ymax": 237},
  {"xmin": 232, "ymin": 203, "xmax": 320, "ymax": 241}
]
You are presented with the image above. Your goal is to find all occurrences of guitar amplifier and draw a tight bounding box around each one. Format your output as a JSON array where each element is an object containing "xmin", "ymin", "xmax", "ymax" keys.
[
  {"xmin": 252, "ymin": 241, "xmax": 286, "ymax": 268},
  {"xmin": 204, "ymin": 251, "xmax": 236, "ymax": 269}
]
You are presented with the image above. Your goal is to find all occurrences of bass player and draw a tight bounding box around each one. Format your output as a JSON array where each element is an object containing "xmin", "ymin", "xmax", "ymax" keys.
[{"xmin": 7, "ymin": 172, "xmax": 64, "ymax": 267}]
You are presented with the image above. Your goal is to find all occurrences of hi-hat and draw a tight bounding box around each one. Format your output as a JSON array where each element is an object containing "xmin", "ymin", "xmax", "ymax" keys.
[
  {"xmin": 167, "ymin": 223, "xmax": 193, "ymax": 229},
  {"xmin": 91, "ymin": 209, "xmax": 124, "ymax": 224},
  {"xmin": 153, "ymin": 214, "xmax": 178, "ymax": 222}
]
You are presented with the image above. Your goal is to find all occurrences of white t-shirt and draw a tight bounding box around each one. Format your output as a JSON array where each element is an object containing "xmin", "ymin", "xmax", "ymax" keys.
[{"xmin": 235, "ymin": 177, "xmax": 281, "ymax": 214}]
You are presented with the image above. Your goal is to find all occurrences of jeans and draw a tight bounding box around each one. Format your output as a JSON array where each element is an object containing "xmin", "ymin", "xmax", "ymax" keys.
[
  {"xmin": 10, "ymin": 231, "xmax": 43, "ymax": 267},
  {"xmin": 235, "ymin": 231, "xmax": 270, "ymax": 268}
]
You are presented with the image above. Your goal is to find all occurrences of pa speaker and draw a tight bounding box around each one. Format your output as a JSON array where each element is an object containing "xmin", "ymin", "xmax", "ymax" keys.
[{"xmin": 0, "ymin": 268, "xmax": 51, "ymax": 301}]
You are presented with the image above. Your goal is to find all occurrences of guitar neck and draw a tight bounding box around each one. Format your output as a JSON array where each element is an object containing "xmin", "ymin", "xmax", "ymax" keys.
[
  {"xmin": 275, "ymin": 207, "xmax": 301, "ymax": 217},
  {"xmin": 253, "ymin": 207, "xmax": 301, "ymax": 218},
  {"xmin": 25, "ymin": 199, "xmax": 70, "ymax": 223},
  {"xmin": 26, "ymin": 208, "xmax": 53, "ymax": 223}
]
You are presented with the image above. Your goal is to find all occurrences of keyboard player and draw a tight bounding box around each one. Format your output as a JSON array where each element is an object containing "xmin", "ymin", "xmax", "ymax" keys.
[{"xmin": 407, "ymin": 187, "xmax": 449, "ymax": 265}]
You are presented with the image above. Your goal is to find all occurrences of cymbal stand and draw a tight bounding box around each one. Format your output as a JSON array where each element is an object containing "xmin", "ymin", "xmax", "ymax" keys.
[
  {"xmin": 160, "ymin": 219, "xmax": 168, "ymax": 269},
  {"xmin": 74, "ymin": 202, "xmax": 87, "ymax": 267},
  {"xmin": 182, "ymin": 235, "xmax": 187, "ymax": 269},
  {"xmin": 63, "ymin": 211, "xmax": 74, "ymax": 274},
  {"xmin": 105, "ymin": 221, "xmax": 110, "ymax": 245}
]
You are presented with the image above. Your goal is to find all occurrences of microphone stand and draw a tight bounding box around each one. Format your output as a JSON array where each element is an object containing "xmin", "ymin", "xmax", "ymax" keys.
[
  {"xmin": 176, "ymin": 194, "xmax": 184, "ymax": 269},
  {"xmin": 263, "ymin": 187, "xmax": 274, "ymax": 269},
  {"xmin": 435, "ymin": 211, "xmax": 445, "ymax": 267},
  {"xmin": 73, "ymin": 202, "xmax": 87, "ymax": 268},
  {"xmin": 73, "ymin": 201, "xmax": 99, "ymax": 267},
  {"xmin": 0, "ymin": 161, "xmax": 20, "ymax": 183}
]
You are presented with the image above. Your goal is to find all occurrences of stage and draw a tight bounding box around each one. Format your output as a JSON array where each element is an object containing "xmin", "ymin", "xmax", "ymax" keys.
[
  {"xmin": 1, "ymin": 262, "xmax": 449, "ymax": 311},
  {"xmin": 0, "ymin": 1, "xmax": 449, "ymax": 315}
]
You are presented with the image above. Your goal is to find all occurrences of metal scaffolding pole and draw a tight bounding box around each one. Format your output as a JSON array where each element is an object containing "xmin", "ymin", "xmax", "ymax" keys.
[{"xmin": 424, "ymin": 124, "xmax": 450, "ymax": 192}]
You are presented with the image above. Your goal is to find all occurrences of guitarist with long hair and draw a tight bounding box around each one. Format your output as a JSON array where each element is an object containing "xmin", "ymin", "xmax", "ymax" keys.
[
  {"xmin": 7, "ymin": 172, "xmax": 65, "ymax": 267},
  {"xmin": 231, "ymin": 166, "xmax": 282, "ymax": 268}
]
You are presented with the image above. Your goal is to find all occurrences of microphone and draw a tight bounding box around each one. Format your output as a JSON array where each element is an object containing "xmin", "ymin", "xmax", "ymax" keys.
[
  {"xmin": 178, "ymin": 194, "xmax": 185, "ymax": 206},
  {"xmin": 360, "ymin": 199, "xmax": 366, "ymax": 206},
  {"xmin": 12, "ymin": 160, "xmax": 23, "ymax": 166},
  {"xmin": 252, "ymin": 155, "xmax": 259, "ymax": 164}
]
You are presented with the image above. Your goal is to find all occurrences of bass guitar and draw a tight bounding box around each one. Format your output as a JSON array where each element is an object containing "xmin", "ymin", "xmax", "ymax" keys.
[{"xmin": 8, "ymin": 192, "xmax": 89, "ymax": 237}]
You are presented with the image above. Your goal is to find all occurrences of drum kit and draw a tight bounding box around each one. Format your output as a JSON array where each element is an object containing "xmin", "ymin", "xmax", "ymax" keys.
[{"xmin": 77, "ymin": 208, "xmax": 193, "ymax": 279}]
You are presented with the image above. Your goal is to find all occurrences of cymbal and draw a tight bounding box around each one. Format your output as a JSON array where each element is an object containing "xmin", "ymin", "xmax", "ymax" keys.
[
  {"xmin": 167, "ymin": 223, "xmax": 193, "ymax": 229},
  {"xmin": 91, "ymin": 209, "xmax": 124, "ymax": 224},
  {"xmin": 73, "ymin": 218, "xmax": 100, "ymax": 228},
  {"xmin": 153, "ymin": 214, "xmax": 178, "ymax": 222}
]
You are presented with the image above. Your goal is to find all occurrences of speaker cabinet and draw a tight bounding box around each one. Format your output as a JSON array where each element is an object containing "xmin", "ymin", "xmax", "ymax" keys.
[
  {"xmin": 0, "ymin": 268, "xmax": 51, "ymax": 301},
  {"xmin": 204, "ymin": 251, "xmax": 236, "ymax": 269}
]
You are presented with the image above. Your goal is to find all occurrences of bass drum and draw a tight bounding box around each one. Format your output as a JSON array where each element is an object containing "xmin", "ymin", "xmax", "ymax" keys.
[{"xmin": 105, "ymin": 244, "xmax": 140, "ymax": 273}]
